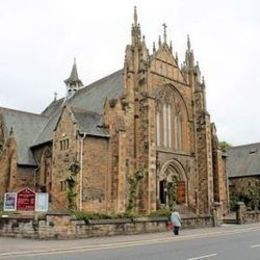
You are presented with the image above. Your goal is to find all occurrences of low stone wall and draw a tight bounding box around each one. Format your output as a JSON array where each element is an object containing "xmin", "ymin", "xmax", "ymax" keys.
[
  {"xmin": 0, "ymin": 213, "xmax": 213, "ymax": 239},
  {"xmin": 244, "ymin": 211, "xmax": 260, "ymax": 224},
  {"xmin": 233, "ymin": 202, "xmax": 260, "ymax": 224}
]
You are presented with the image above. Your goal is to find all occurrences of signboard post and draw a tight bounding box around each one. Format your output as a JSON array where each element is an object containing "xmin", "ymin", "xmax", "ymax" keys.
[
  {"xmin": 3, "ymin": 192, "xmax": 17, "ymax": 211},
  {"xmin": 16, "ymin": 188, "xmax": 35, "ymax": 211}
]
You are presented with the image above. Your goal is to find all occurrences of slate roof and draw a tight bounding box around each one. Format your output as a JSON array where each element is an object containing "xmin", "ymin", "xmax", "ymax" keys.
[
  {"xmin": 0, "ymin": 69, "xmax": 123, "ymax": 165},
  {"xmin": 41, "ymin": 98, "xmax": 64, "ymax": 117},
  {"xmin": 69, "ymin": 69, "xmax": 123, "ymax": 114},
  {"xmin": 34, "ymin": 69, "xmax": 123, "ymax": 146},
  {"xmin": 33, "ymin": 107, "xmax": 62, "ymax": 146},
  {"xmin": 0, "ymin": 107, "xmax": 48, "ymax": 166},
  {"xmin": 227, "ymin": 143, "xmax": 260, "ymax": 178},
  {"xmin": 71, "ymin": 107, "xmax": 109, "ymax": 137}
]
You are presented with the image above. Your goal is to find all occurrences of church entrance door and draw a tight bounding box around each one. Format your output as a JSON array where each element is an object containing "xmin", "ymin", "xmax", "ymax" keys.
[{"xmin": 158, "ymin": 160, "xmax": 187, "ymax": 208}]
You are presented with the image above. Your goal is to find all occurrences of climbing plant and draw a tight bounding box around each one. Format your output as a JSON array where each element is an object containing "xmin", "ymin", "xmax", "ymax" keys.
[
  {"xmin": 66, "ymin": 159, "xmax": 80, "ymax": 210},
  {"xmin": 167, "ymin": 176, "xmax": 178, "ymax": 210},
  {"xmin": 127, "ymin": 169, "xmax": 146, "ymax": 213}
]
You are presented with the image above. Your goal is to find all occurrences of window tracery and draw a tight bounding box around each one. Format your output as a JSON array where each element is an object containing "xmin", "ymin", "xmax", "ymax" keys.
[{"xmin": 155, "ymin": 85, "xmax": 187, "ymax": 151}]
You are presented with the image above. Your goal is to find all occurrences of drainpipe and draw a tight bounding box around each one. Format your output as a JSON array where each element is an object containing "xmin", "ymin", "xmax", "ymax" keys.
[{"xmin": 79, "ymin": 133, "xmax": 87, "ymax": 211}]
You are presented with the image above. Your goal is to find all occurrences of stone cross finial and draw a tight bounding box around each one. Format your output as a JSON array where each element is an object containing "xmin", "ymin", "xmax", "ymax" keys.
[{"xmin": 162, "ymin": 23, "xmax": 167, "ymax": 43}]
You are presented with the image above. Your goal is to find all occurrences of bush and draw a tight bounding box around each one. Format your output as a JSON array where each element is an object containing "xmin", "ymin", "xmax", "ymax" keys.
[
  {"xmin": 112, "ymin": 211, "xmax": 141, "ymax": 219},
  {"xmin": 229, "ymin": 195, "xmax": 239, "ymax": 211},
  {"xmin": 148, "ymin": 208, "xmax": 171, "ymax": 218},
  {"xmin": 71, "ymin": 210, "xmax": 112, "ymax": 222}
]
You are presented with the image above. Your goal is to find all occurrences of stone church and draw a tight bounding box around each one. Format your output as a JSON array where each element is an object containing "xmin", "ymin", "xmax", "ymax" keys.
[{"xmin": 0, "ymin": 8, "xmax": 228, "ymax": 215}]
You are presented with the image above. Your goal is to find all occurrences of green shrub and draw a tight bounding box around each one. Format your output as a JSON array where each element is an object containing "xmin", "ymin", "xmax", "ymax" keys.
[
  {"xmin": 112, "ymin": 211, "xmax": 141, "ymax": 219},
  {"xmin": 148, "ymin": 208, "xmax": 171, "ymax": 218},
  {"xmin": 71, "ymin": 210, "xmax": 112, "ymax": 221},
  {"xmin": 229, "ymin": 195, "xmax": 239, "ymax": 211}
]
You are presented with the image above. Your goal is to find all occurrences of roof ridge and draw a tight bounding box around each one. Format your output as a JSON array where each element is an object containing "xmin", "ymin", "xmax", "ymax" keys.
[
  {"xmin": 74, "ymin": 69, "xmax": 123, "ymax": 96},
  {"xmin": 229, "ymin": 142, "xmax": 260, "ymax": 149},
  {"xmin": 41, "ymin": 98, "xmax": 64, "ymax": 115},
  {"xmin": 85, "ymin": 69, "xmax": 123, "ymax": 88},
  {"xmin": 0, "ymin": 106, "xmax": 48, "ymax": 118}
]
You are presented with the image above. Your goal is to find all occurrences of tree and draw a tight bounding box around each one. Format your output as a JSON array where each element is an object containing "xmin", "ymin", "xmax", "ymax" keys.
[{"xmin": 219, "ymin": 141, "xmax": 231, "ymax": 152}]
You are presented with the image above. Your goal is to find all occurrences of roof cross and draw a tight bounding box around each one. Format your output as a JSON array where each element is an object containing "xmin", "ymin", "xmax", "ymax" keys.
[{"xmin": 162, "ymin": 23, "xmax": 167, "ymax": 43}]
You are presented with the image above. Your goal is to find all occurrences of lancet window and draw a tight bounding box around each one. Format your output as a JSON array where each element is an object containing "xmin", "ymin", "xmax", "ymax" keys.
[{"xmin": 156, "ymin": 88, "xmax": 186, "ymax": 151}]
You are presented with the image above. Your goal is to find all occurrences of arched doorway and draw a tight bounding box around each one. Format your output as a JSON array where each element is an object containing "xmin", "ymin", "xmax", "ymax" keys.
[{"xmin": 158, "ymin": 159, "xmax": 187, "ymax": 209}]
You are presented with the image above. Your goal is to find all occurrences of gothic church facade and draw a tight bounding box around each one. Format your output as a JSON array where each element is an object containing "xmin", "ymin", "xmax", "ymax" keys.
[{"xmin": 0, "ymin": 9, "xmax": 228, "ymax": 215}]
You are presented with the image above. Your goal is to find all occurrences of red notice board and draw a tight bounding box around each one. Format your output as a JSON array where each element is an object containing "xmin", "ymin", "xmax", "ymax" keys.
[{"xmin": 17, "ymin": 188, "xmax": 35, "ymax": 211}]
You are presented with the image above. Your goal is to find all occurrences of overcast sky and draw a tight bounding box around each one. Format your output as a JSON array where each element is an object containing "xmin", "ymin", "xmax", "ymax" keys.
[{"xmin": 0, "ymin": 0, "xmax": 259, "ymax": 146}]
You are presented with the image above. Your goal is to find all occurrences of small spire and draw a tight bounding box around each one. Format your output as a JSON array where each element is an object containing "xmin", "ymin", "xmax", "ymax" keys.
[
  {"xmin": 170, "ymin": 41, "xmax": 173, "ymax": 53},
  {"xmin": 134, "ymin": 6, "xmax": 138, "ymax": 27},
  {"xmin": 142, "ymin": 35, "xmax": 146, "ymax": 44},
  {"xmin": 54, "ymin": 92, "xmax": 58, "ymax": 101},
  {"xmin": 175, "ymin": 52, "xmax": 179, "ymax": 65},
  {"xmin": 202, "ymin": 76, "xmax": 205, "ymax": 85},
  {"xmin": 64, "ymin": 58, "xmax": 83, "ymax": 87},
  {"xmin": 9, "ymin": 127, "xmax": 14, "ymax": 137},
  {"xmin": 153, "ymin": 42, "xmax": 156, "ymax": 53},
  {"xmin": 187, "ymin": 34, "xmax": 191, "ymax": 51},
  {"xmin": 64, "ymin": 58, "xmax": 83, "ymax": 100},
  {"xmin": 162, "ymin": 23, "xmax": 167, "ymax": 43},
  {"xmin": 158, "ymin": 35, "xmax": 162, "ymax": 47},
  {"xmin": 131, "ymin": 6, "xmax": 141, "ymax": 45}
]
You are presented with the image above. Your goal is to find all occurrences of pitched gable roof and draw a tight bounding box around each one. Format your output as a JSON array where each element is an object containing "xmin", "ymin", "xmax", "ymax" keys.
[
  {"xmin": 69, "ymin": 69, "xmax": 123, "ymax": 114},
  {"xmin": 0, "ymin": 107, "xmax": 48, "ymax": 166},
  {"xmin": 34, "ymin": 69, "xmax": 123, "ymax": 146},
  {"xmin": 227, "ymin": 142, "xmax": 260, "ymax": 178},
  {"xmin": 33, "ymin": 107, "xmax": 62, "ymax": 147}
]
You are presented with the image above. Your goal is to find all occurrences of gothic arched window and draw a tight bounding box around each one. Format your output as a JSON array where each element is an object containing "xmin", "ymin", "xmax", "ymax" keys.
[{"xmin": 156, "ymin": 88, "xmax": 187, "ymax": 151}]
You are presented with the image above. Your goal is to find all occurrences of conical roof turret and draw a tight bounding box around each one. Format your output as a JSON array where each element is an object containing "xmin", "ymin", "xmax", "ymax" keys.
[{"xmin": 64, "ymin": 58, "xmax": 83, "ymax": 87}]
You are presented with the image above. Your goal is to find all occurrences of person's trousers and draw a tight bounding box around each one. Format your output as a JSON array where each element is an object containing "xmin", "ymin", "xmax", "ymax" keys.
[{"xmin": 173, "ymin": 226, "xmax": 180, "ymax": 235}]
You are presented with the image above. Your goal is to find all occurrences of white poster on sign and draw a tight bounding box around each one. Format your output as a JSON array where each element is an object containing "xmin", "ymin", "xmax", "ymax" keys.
[
  {"xmin": 4, "ymin": 192, "xmax": 17, "ymax": 211},
  {"xmin": 35, "ymin": 193, "xmax": 48, "ymax": 212}
]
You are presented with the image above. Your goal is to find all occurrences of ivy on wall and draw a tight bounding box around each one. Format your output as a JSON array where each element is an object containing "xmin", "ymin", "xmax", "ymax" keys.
[
  {"xmin": 127, "ymin": 169, "xmax": 146, "ymax": 213},
  {"xmin": 167, "ymin": 176, "xmax": 178, "ymax": 210},
  {"xmin": 66, "ymin": 159, "xmax": 80, "ymax": 210}
]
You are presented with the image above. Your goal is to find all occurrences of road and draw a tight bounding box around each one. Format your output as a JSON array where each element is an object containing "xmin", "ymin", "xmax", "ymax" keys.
[{"xmin": 0, "ymin": 223, "xmax": 260, "ymax": 259}]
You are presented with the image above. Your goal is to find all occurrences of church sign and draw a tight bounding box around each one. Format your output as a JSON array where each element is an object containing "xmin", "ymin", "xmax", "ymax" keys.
[
  {"xmin": 3, "ymin": 192, "xmax": 17, "ymax": 211},
  {"xmin": 16, "ymin": 188, "xmax": 35, "ymax": 211}
]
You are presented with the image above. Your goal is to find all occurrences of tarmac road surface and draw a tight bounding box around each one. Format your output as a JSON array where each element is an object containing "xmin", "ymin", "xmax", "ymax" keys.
[{"xmin": 0, "ymin": 223, "xmax": 260, "ymax": 259}]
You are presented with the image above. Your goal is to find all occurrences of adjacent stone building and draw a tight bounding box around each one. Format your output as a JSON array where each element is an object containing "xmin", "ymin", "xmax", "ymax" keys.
[
  {"xmin": 0, "ymin": 8, "xmax": 228, "ymax": 215},
  {"xmin": 227, "ymin": 143, "xmax": 260, "ymax": 208}
]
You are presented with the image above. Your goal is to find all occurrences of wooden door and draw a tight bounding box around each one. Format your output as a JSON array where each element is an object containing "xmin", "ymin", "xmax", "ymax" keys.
[{"xmin": 177, "ymin": 181, "xmax": 185, "ymax": 204}]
